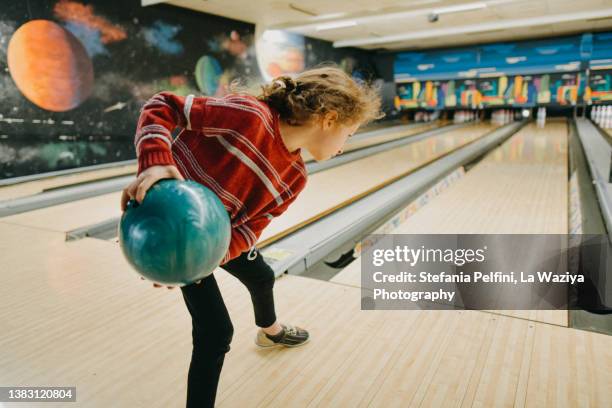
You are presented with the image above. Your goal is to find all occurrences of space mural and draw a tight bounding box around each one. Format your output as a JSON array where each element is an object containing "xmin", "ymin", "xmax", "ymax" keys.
[{"xmin": 0, "ymin": 0, "xmax": 377, "ymax": 178}]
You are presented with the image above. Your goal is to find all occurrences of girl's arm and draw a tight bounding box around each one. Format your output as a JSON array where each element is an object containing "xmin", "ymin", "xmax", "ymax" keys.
[{"xmin": 134, "ymin": 91, "xmax": 206, "ymax": 175}]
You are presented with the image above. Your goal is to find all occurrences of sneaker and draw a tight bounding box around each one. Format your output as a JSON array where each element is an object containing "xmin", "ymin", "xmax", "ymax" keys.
[{"xmin": 255, "ymin": 324, "xmax": 310, "ymax": 348}]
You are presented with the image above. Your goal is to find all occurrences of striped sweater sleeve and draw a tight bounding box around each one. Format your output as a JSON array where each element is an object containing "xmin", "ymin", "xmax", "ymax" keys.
[{"xmin": 134, "ymin": 91, "xmax": 207, "ymax": 175}]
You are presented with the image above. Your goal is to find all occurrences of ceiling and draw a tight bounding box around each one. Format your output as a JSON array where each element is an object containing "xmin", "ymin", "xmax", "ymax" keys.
[{"xmin": 143, "ymin": 0, "xmax": 612, "ymax": 51}]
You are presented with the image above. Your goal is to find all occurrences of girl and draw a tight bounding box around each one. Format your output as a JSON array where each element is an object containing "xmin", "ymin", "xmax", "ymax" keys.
[{"xmin": 120, "ymin": 65, "xmax": 382, "ymax": 407}]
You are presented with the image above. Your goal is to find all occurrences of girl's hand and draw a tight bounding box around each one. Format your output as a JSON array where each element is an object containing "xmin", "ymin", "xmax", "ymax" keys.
[{"xmin": 120, "ymin": 165, "xmax": 185, "ymax": 211}]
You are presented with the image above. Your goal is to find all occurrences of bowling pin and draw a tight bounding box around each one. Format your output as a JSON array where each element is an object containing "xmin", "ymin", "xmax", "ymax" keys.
[{"xmin": 598, "ymin": 106, "xmax": 603, "ymax": 126}]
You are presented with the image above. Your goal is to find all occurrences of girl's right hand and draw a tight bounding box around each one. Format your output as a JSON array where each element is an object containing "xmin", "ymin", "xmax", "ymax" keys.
[{"xmin": 120, "ymin": 165, "xmax": 185, "ymax": 211}]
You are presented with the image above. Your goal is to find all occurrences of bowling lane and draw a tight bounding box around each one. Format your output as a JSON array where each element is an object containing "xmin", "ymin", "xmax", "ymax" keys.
[
  {"xmin": 0, "ymin": 162, "xmax": 137, "ymax": 202},
  {"xmin": 332, "ymin": 120, "xmax": 568, "ymax": 324},
  {"xmin": 393, "ymin": 120, "xmax": 568, "ymax": 234},
  {"xmin": 0, "ymin": 123, "xmax": 489, "ymax": 238}
]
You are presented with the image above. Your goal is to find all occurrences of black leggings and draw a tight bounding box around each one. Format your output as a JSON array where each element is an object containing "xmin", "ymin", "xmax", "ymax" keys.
[{"xmin": 180, "ymin": 248, "xmax": 276, "ymax": 408}]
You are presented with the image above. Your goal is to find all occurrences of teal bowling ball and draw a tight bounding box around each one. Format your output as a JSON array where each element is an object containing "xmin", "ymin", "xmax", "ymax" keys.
[{"xmin": 119, "ymin": 179, "xmax": 231, "ymax": 286}]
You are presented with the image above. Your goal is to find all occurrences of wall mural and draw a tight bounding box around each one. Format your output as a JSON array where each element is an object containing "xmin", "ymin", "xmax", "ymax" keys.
[
  {"xmin": 394, "ymin": 32, "xmax": 610, "ymax": 111},
  {"xmin": 396, "ymin": 72, "xmax": 584, "ymax": 110},
  {"xmin": 0, "ymin": 0, "xmax": 378, "ymax": 178}
]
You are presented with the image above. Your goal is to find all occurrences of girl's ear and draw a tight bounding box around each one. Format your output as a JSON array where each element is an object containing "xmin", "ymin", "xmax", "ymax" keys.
[{"xmin": 323, "ymin": 111, "xmax": 339, "ymax": 129}]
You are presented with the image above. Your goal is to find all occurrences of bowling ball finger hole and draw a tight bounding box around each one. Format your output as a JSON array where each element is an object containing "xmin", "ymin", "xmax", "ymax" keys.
[{"xmin": 127, "ymin": 199, "xmax": 140, "ymax": 209}]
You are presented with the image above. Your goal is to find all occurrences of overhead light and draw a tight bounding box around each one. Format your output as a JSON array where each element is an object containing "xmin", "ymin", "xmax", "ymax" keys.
[
  {"xmin": 315, "ymin": 21, "xmax": 357, "ymax": 31},
  {"xmin": 334, "ymin": 8, "xmax": 612, "ymax": 47},
  {"xmin": 288, "ymin": 3, "xmax": 317, "ymax": 17},
  {"xmin": 312, "ymin": 12, "xmax": 349, "ymax": 20}
]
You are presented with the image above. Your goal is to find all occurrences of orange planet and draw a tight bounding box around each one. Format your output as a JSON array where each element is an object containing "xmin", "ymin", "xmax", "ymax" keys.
[{"xmin": 8, "ymin": 20, "xmax": 94, "ymax": 112}]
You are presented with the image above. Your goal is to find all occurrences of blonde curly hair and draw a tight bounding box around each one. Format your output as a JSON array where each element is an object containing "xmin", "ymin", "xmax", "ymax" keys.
[{"xmin": 257, "ymin": 65, "xmax": 384, "ymax": 126}]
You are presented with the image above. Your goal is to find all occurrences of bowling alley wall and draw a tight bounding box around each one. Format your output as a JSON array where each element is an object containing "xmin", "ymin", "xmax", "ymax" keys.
[{"xmin": 0, "ymin": 0, "xmax": 380, "ymax": 178}]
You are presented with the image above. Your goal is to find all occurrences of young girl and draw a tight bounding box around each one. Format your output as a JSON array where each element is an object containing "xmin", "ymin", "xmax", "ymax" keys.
[{"xmin": 120, "ymin": 65, "xmax": 382, "ymax": 407}]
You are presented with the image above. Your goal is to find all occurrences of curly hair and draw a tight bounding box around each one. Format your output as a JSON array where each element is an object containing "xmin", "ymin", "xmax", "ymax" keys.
[{"xmin": 257, "ymin": 64, "xmax": 384, "ymax": 126}]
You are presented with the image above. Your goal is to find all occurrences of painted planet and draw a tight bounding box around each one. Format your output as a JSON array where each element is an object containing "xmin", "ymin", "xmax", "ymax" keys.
[
  {"xmin": 194, "ymin": 55, "xmax": 222, "ymax": 96},
  {"xmin": 7, "ymin": 20, "xmax": 94, "ymax": 112},
  {"xmin": 255, "ymin": 28, "xmax": 305, "ymax": 82}
]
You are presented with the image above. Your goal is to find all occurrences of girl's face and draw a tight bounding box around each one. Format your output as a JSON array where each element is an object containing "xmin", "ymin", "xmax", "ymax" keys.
[{"xmin": 308, "ymin": 112, "xmax": 360, "ymax": 161}]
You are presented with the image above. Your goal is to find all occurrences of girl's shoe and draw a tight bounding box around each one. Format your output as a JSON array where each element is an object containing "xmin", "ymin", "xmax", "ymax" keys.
[{"xmin": 255, "ymin": 324, "xmax": 310, "ymax": 348}]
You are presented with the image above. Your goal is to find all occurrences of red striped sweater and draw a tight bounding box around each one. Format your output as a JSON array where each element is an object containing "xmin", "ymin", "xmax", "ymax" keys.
[{"xmin": 134, "ymin": 92, "xmax": 308, "ymax": 264}]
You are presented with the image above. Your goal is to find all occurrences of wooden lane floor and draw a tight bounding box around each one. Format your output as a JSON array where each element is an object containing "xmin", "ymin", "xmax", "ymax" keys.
[
  {"xmin": 0, "ymin": 121, "xmax": 436, "ymax": 203},
  {"xmin": 2, "ymin": 221, "xmax": 609, "ymax": 408},
  {"xmin": 0, "ymin": 123, "xmax": 492, "ymax": 241}
]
